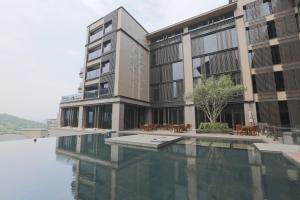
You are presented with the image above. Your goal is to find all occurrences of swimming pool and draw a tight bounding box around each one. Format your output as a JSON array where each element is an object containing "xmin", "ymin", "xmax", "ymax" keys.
[{"xmin": 0, "ymin": 133, "xmax": 299, "ymax": 200}]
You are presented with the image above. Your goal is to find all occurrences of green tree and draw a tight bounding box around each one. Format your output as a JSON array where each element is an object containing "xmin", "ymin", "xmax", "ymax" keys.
[{"xmin": 187, "ymin": 75, "xmax": 245, "ymax": 124}]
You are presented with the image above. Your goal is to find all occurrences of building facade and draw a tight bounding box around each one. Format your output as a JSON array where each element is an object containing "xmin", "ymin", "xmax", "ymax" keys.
[{"xmin": 59, "ymin": 0, "xmax": 300, "ymax": 131}]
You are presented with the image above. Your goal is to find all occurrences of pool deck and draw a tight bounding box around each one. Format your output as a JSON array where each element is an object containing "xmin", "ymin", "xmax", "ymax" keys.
[
  {"xmin": 105, "ymin": 134, "xmax": 182, "ymax": 149},
  {"xmin": 119, "ymin": 130, "xmax": 267, "ymax": 143}
]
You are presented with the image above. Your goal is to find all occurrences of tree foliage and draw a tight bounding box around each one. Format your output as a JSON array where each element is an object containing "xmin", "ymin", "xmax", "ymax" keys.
[{"xmin": 187, "ymin": 75, "xmax": 245, "ymax": 123}]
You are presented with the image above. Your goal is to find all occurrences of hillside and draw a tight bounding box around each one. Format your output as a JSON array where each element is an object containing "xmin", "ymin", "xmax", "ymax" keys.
[{"xmin": 0, "ymin": 114, "xmax": 46, "ymax": 134}]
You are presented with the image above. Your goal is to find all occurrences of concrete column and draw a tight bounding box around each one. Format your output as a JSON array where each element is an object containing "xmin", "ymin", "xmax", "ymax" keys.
[
  {"xmin": 78, "ymin": 106, "xmax": 84, "ymax": 129},
  {"xmin": 187, "ymin": 158, "xmax": 197, "ymax": 200},
  {"xmin": 244, "ymin": 102, "xmax": 257, "ymax": 126},
  {"xmin": 76, "ymin": 136, "xmax": 82, "ymax": 153},
  {"xmin": 58, "ymin": 108, "xmax": 64, "ymax": 128},
  {"xmin": 111, "ymin": 144, "xmax": 123, "ymax": 163},
  {"xmin": 182, "ymin": 29, "xmax": 194, "ymax": 104},
  {"xmin": 184, "ymin": 105, "xmax": 196, "ymax": 129},
  {"xmin": 145, "ymin": 108, "xmax": 152, "ymax": 124},
  {"xmin": 111, "ymin": 170, "xmax": 117, "ymax": 200},
  {"xmin": 112, "ymin": 103, "xmax": 124, "ymax": 131}
]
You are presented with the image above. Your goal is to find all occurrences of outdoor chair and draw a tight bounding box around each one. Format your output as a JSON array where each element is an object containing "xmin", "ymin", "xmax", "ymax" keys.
[{"xmin": 235, "ymin": 124, "xmax": 242, "ymax": 135}]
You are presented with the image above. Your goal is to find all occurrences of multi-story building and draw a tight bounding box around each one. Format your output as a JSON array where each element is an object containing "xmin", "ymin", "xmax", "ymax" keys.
[{"xmin": 59, "ymin": 0, "xmax": 300, "ymax": 131}]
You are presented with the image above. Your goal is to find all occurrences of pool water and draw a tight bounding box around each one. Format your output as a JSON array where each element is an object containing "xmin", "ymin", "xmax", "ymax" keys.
[{"xmin": 0, "ymin": 133, "xmax": 299, "ymax": 200}]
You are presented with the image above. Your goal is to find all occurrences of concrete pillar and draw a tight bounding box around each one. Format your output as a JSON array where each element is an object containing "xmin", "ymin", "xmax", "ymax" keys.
[
  {"xmin": 111, "ymin": 144, "xmax": 123, "ymax": 163},
  {"xmin": 244, "ymin": 102, "xmax": 258, "ymax": 126},
  {"xmin": 182, "ymin": 28, "xmax": 194, "ymax": 103},
  {"xmin": 145, "ymin": 108, "xmax": 152, "ymax": 124},
  {"xmin": 58, "ymin": 108, "xmax": 64, "ymax": 128},
  {"xmin": 78, "ymin": 106, "xmax": 84, "ymax": 129},
  {"xmin": 112, "ymin": 103, "xmax": 124, "ymax": 131},
  {"xmin": 186, "ymin": 139, "xmax": 197, "ymax": 200},
  {"xmin": 76, "ymin": 136, "xmax": 82, "ymax": 153},
  {"xmin": 184, "ymin": 105, "xmax": 196, "ymax": 129}
]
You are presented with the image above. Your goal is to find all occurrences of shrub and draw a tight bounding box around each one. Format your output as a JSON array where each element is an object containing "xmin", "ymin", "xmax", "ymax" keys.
[{"xmin": 199, "ymin": 122, "xmax": 229, "ymax": 130}]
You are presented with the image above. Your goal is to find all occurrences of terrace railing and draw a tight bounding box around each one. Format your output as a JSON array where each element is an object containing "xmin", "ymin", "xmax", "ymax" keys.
[
  {"xmin": 84, "ymin": 90, "xmax": 98, "ymax": 99},
  {"xmin": 61, "ymin": 94, "xmax": 82, "ymax": 103}
]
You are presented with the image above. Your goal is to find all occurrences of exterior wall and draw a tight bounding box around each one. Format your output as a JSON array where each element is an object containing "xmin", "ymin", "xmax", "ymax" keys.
[
  {"xmin": 118, "ymin": 8, "xmax": 148, "ymax": 47},
  {"xmin": 115, "ymin": 31, "xmax": 149, "ymax": 102}
]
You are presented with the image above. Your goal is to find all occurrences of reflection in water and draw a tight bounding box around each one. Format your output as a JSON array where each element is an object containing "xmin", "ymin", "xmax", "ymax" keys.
[{"xmin": 56, "ymin": 134, "xmax": 300, "ymax": 200}]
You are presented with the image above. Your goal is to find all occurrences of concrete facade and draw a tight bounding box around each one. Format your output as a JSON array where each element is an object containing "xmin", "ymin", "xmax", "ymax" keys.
[{"xmin": 59, "ymin": 0, "xmax": 300, "ymax": 131}]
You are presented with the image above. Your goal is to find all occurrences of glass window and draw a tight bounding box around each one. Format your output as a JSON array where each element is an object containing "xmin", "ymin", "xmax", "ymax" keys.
[
  {"xmin": 104, "ymin": 21, "xmax": 112, "ymax": 34},
  {"xmin": 101, "ymin": 82, "xmax": 109, "ymax": 89},
  {"xmin": 101, "ymin": 61, "xmax": 110, "ymax": 74},
  {"xmin": 274, "ymin": 71, "xmax": 285, "ymax": 91},
  {"xmin": 172, "ymin": 82, "xmax": 177, "ymax": 98},
  {"xmin": 178, "ymin": 43, "xmax": 183, "ymax": 60},
  {"xmin": 100, "ymin": 82, "xmax": 109, "ymax": 95},
  {"xmin": 203, "ymin": 33, "xmax": 218, "ymax": 54},
  {"xmin": 86, "ymin": 68, "xmax": 100, "ymax": 80},
  {"xmin": 204, "ymin": 56, "xmax": 210, "ymax": 75},
  {"xmin": 172, "ymin": 62, "xmax": 183, "ymax": 80},
  {"xmin": 87, "ymin": 46, "xmax": 101, "ymax": 61},
  {"xmin": 192, "ymin": 58, "xmax": 201, "ymax": 78},
  {"xmin": 271, "ymin": 45, "xmax": 281, "ymax": 65},
  {"xmin": 252, "ymin": 75, "xmax": 257, "ymax": 93},
  {"xmin": 89, "ymin": 27, "xmax": 103, "ymax": 43},
  {"xmin": 103, "ymin": 40, "xmax": 111, "ymax": 53},
  {"xmin": 267, "ymin": 21, "xmax": 277, "ymax": 39}
]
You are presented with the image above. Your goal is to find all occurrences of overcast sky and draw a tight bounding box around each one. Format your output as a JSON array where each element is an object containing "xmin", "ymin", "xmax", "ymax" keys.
[{"xmin": 0, "ymin": 0, "xmax": 227, "ymax": 122}]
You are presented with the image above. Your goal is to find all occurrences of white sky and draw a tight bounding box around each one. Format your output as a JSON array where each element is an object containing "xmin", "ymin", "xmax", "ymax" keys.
[{"xmin": 0, "ymin": 0, "xmax": 227, "ymax": 122}]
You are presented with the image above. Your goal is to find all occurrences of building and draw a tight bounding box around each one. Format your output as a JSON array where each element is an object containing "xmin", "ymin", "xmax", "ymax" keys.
[{"xmin": 58, "ymin": 0, "xmax": 300, "ymax": 131}]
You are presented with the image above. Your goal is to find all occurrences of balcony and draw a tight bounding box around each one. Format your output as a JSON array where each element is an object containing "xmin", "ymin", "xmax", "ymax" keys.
[
  {"xmin": 87, "ymin": 49, "xmax": 102, "ymax": 61},
  {"xmin": 86, "ymin": 69, "xmax": 100, "ymax": 80},
  {"xmin": 84, "ymin": 90, "xmax": 98, "ymax": 99},
  {"xmin": 61, "ymin": 94, "xmax": 82, "ymax": 103},
  {"xmin": 99, "ymin": 88, "xmax": 109, "ymax": 95}
]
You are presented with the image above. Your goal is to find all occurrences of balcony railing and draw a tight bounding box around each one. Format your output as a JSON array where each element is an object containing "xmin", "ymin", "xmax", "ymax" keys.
[
  {"xmin": 61, "ymin": 94, "xmax": 82, "ymax": 103},
  {"xmin": 99, "ymin": 88, "xmax": 109, "ymax": 95},
  {"xmin": 86, "ymin": 69, "xmax": 100, "ymax": 80},
  {"xmin": 85, "ymin": 90, "xmax": 98, "ymax": 99},
  {"xmin": 87, "ymin": 49, "xmax": 102, "ymax": 61},
  {"xmin": 89, "ymin": 30, "xmax": 103, "ymax": 43}
]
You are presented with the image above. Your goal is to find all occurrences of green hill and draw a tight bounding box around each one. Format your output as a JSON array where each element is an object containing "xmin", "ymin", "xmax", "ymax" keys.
[{"xmin": 0, "ymin": 114, "xmax": 46, "ymax": 134}]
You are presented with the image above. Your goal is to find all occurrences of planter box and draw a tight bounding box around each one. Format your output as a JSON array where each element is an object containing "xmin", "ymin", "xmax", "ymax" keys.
[{"xmin": 196, "ymin": 129, "xmax": 233, "ymax": 134}]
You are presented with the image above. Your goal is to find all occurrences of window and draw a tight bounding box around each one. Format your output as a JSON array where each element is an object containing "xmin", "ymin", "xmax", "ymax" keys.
[
  {"xmin": 153, "ymin": 87, "xmax": 159, "ymax": 101},
  {"xmin": 274, "ymin": 71, "xmax": 285, "ymax": 91},
  {"xmin": 101, "ymin": 82, "xmax": 109, "ymax": 89},
  {"xmin": 204, "ymin": 56, "xmax": 210, "ymax": 75},
  {"xmin": 192, "ymin": 58, "xmax": 201, "ymax": 78},
  {"xmin": 278, "ymin": 101, "xmax": 290, "ymax": 127},
  {"xmin": 203, "ymin": 33, "xmax": 218, "ymax": 54},
  {"xmin": 172, "ymin": 62, "xmax": 183, "ymax": 80},
  {"xmin": 249, "ymin": 51, "xmax": 254, "ymax": 68},
  {"xmin": 101, "ymin": 61, "xmax": 110, "ymax": 74},
  {"xmin": 100, "ymin": 82, "xmax": 109, "ymax": 95},
  {"xmin": 104, "ymin": 21, "xmax": 112, "ymax": 34},
  {"xmin": 267, "ymin": 21, "xmax": 277, "ymax": 39},
  {"xmin": 172, "ymin": 82, "xmax": 177, "ymax": 98},
  {"xmin": 271, "ymin": 45, "xmax": 281, "ymax": 64},
  {"xmin": 252, "ymin": 75, "xmax": 257, "ymax": 93},
  {"xmin": 178, "ymin": 43, "xmax": 183, "ymax": 59},
  {"xmin": 87, "ymin": 46, "xmax": 101, "ymax": 61},
  {"xmin": 103, "ymin": 40, "xmax": 111, "ymax": 53},
  {"xmin": 86, "ymin": 68, "xmax": 100, "ymax": 80},
  {"xmin": 89, "ymin": 27, "xmax": 103, "ymax": 42}
]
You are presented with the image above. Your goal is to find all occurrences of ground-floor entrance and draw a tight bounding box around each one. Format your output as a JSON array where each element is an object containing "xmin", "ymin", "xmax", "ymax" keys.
[
  {"xmin": 124, "ymin": 104, "xmax": 146, "ymax": 130},
  {"xmin": 152, "ymin": 107, "xmax": 184, "ymax": 125}
]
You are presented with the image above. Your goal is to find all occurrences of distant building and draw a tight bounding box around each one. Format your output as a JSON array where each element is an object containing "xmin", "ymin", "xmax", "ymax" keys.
[{"xmin": 58, "ymin": 0, "xmax": 300, "ymax": 131}]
